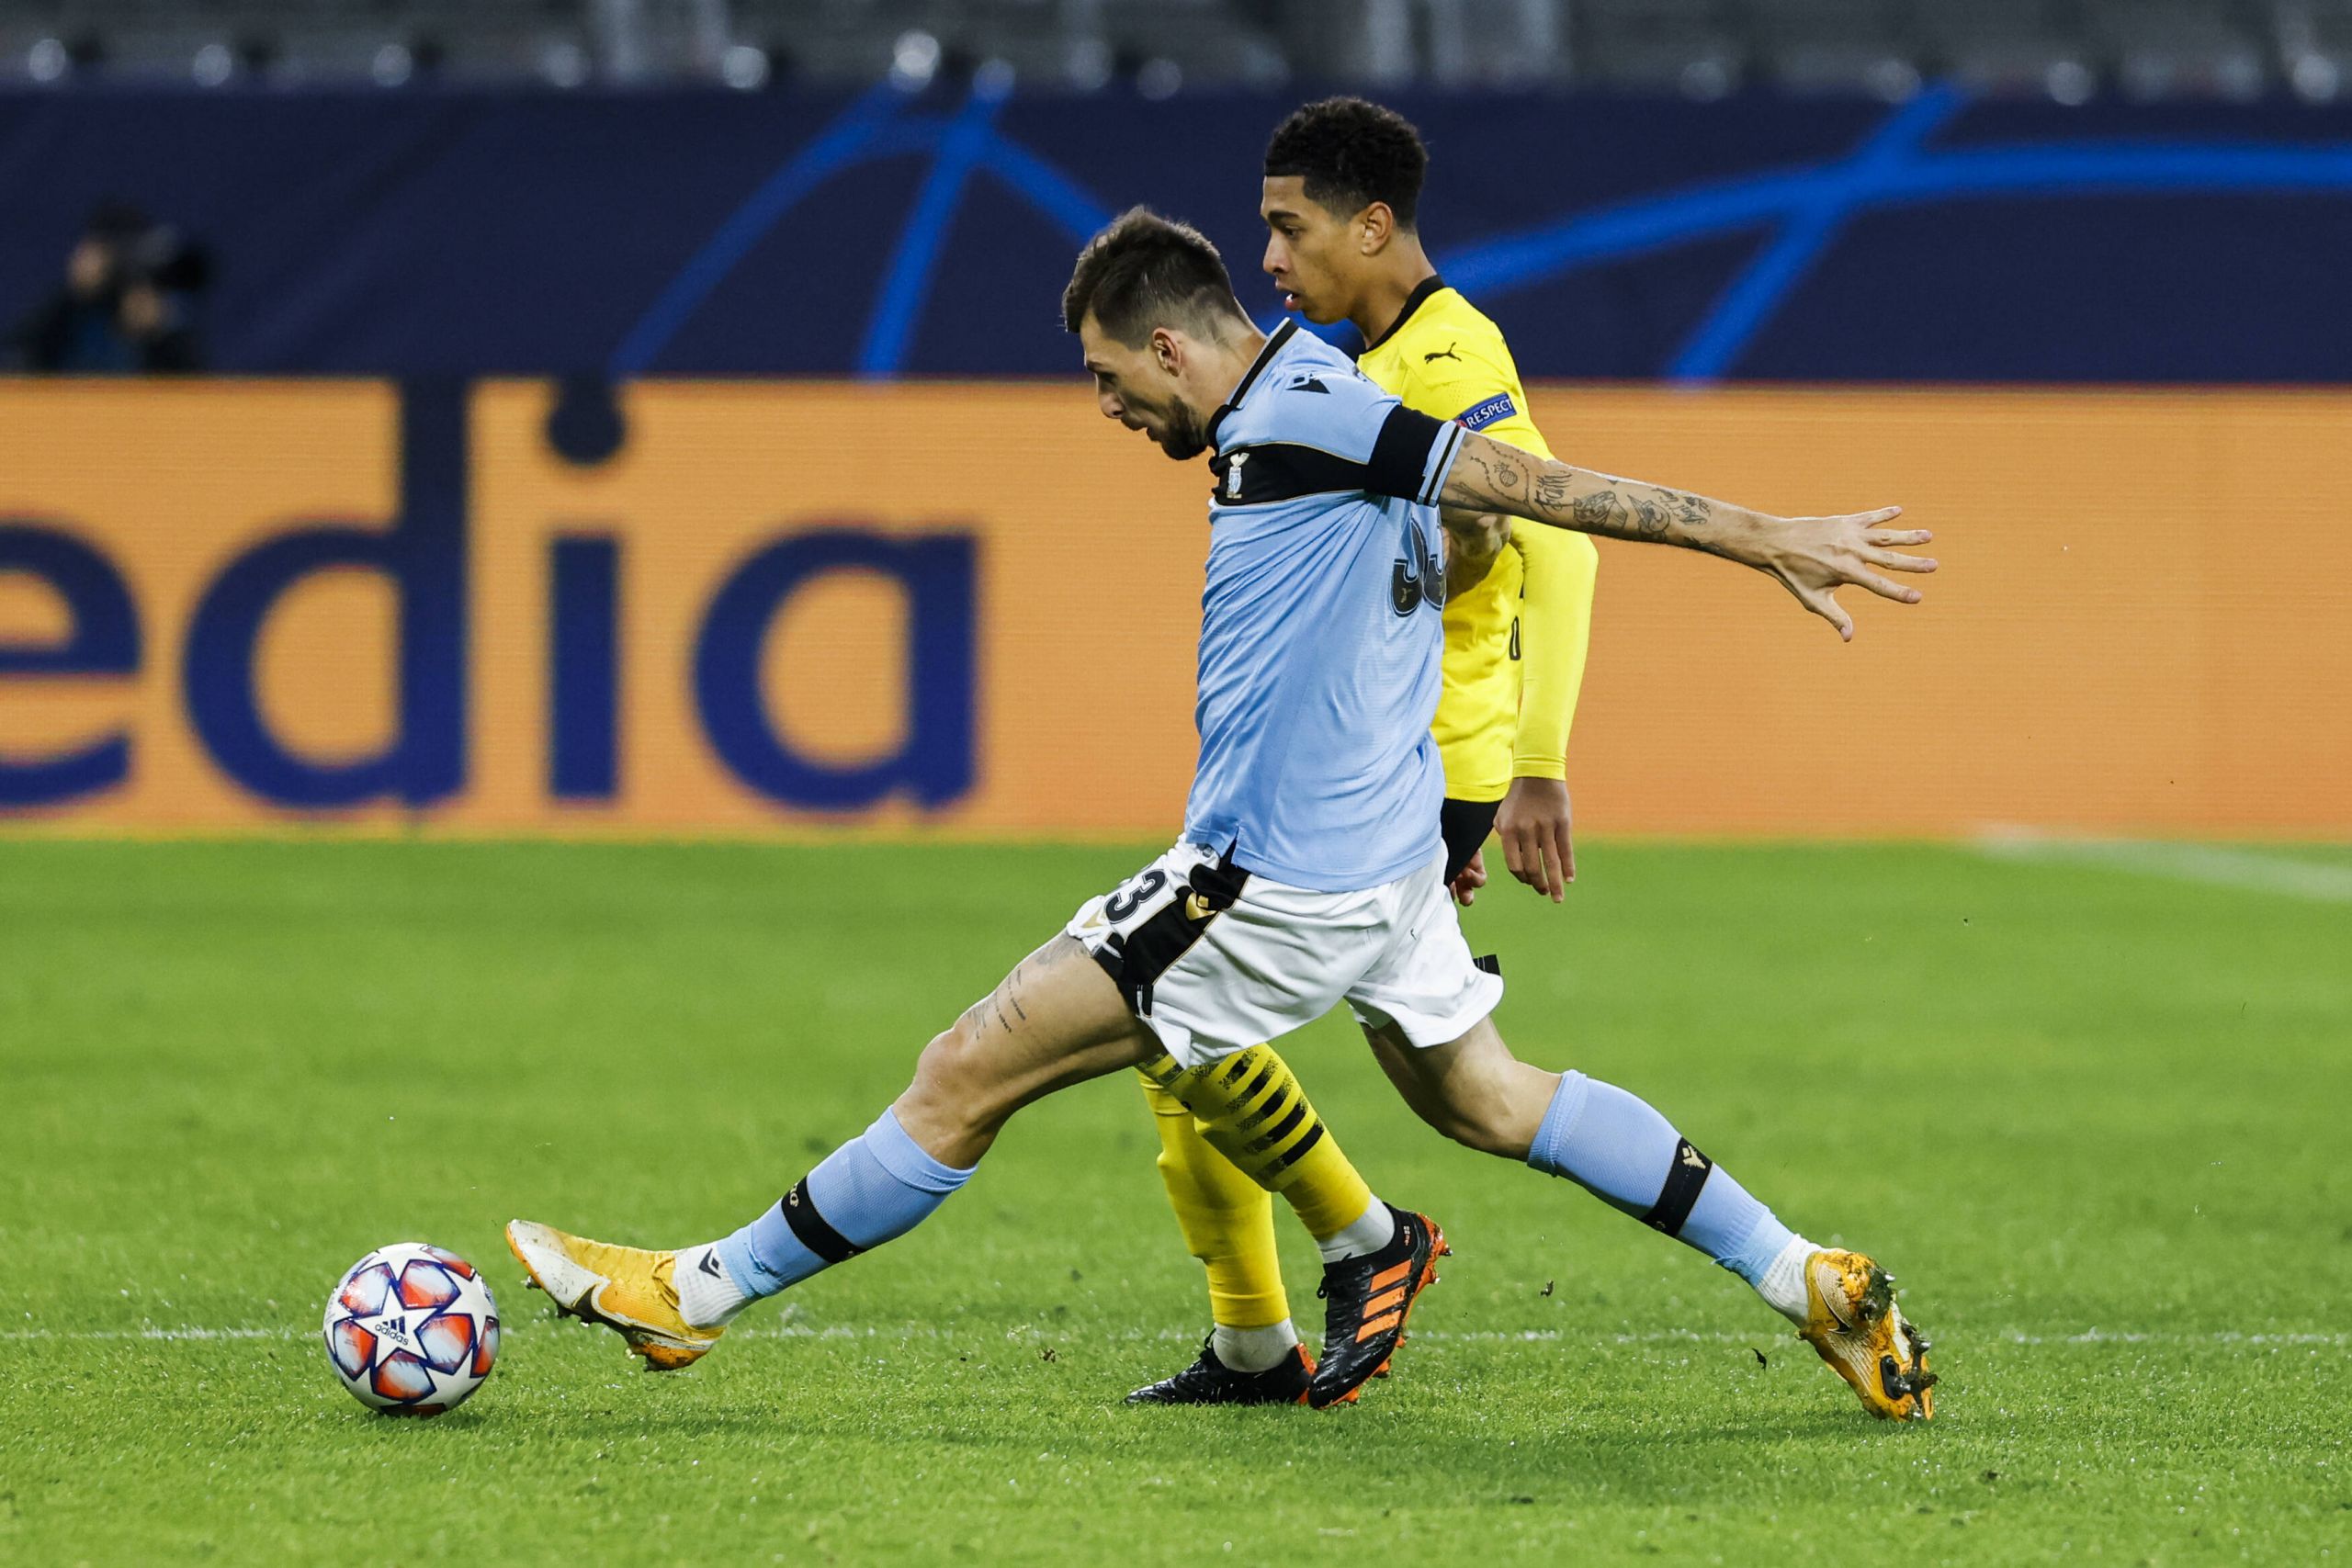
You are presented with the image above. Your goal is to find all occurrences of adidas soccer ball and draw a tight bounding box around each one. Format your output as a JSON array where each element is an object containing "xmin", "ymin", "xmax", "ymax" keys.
[{"xmin": 322, "ymin": 1243, "xmax": 500, "ymax": 1416}]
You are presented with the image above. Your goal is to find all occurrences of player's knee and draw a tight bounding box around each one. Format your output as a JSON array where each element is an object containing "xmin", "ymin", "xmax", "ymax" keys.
[
  {"xmin": 915, "ymin": 1014, "xmax": 978, "ymax": 1085},
  {"xmin": 910, "ymin": 1016, "xmax": 1008, "ymax": 1128}
]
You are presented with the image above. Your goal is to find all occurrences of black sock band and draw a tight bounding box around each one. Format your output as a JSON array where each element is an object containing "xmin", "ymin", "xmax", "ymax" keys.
[
  {"xmin": 1640, "ymin": 1139, "xmax": 1713, "ymax": 1237},
  {"xmin": 779, "ymin": 1178, "xmax": 862, "ymax": 1263}
]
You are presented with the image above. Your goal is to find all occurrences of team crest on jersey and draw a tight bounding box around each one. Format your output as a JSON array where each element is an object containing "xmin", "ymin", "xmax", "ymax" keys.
[{"xmin": 1391, "ymin": 517, "xmax": 1445, "ymax": 616}]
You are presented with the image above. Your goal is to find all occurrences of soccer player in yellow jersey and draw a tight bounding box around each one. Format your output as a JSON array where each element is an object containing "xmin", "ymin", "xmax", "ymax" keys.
[
  {"xmin": 506, "ymin": 202, "xmax": 1939, "ymax": 1422},
  {"xmin": 1124, "ymin": 99, "xmax": 1934, "ymax": 1420},
  {"xmin": 1345, "ymin": 206, "xmax": 1592, "ymax": 908},
  {"xmin": 1125, "ymin": 96, "xmax": 1596, "ymax": 1407}
]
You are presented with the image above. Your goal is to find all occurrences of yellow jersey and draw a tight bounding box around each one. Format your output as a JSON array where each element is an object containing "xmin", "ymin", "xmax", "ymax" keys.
[{"xmin": 1356, "ymin": 278, "xmax": 1597, "ymax": 803}]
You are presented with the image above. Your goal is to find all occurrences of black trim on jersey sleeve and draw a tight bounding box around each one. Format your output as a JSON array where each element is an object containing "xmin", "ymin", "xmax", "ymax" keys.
[
  {"xmin": 1365, "ymin": 403, "xmax": 1458, "ymax": 503},
  {"xmin": 1425, "ymin": 422, "xmax": 1465, "ymax": 504},
  {"xmin": 1210, "ymin": 444, "xmax": 1378, "ymax": 507}
]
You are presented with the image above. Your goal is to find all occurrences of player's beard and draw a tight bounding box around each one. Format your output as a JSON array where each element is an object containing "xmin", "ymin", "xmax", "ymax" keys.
[{"xmin": 1151, "ymin": 399, "xmax": 1208, "ymax": 462}]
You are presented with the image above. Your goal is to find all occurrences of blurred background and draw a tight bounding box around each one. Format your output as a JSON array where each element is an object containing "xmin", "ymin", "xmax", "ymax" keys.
[
  {"xmin": 11, "ymin": 19, "xmax": 2352, "ymax": 1564},
  {"xmin": 2, "ymin": 0, "xmax": 2346, "ymax": 100},
  {"xmin": 1, "ymin": 0, "xmax": 2347, "ymax": 837}
]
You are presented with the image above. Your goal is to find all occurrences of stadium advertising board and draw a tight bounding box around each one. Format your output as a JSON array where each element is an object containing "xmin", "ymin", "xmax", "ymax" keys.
[{"xmin": 3, "ymin": 380, "xmax": 2346, "ymax": 836}]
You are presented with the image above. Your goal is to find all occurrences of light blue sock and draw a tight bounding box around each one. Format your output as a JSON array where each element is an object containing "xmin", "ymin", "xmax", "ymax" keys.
[
  {"xmin": 714, "ymin": 1109, "xmax": 975, "ymax": 1298},
  {"xmin": 1527, "ymin": 1070, "xmax": 1796, "ymax": 1288}
]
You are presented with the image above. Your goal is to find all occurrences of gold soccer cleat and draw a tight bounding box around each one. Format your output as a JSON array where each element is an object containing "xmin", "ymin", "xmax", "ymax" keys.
[
  {"xmin": 1797, "ymin": 1249, "xmax": 1937, "ymax": 1421},
  {"xmin": 504, "ymin": 1219, "xmax": 724, "ymax": 1371}
]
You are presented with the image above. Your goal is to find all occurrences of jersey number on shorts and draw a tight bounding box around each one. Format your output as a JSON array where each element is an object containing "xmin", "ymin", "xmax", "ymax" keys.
[{"xmin": 1102, "ymin": 868, "xmax": 1169, "ymax": 924}]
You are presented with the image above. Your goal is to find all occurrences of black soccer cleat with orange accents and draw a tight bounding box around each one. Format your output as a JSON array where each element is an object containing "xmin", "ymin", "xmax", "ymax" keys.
[
  {"xmin": 1125, "ymin": 1337, "xmax": 1316, "ymax": 1405},
  {"xmin": 1307, "ymin": 1202, "xmax": 1448, "ymax": 1409}
]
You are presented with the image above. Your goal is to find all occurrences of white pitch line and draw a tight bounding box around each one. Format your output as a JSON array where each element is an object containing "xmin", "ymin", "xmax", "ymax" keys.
[
  {"xmin": 0, "ymin": 1325, "xmax": 292, "ymax": 1342},
  {"xmin": 6, "ymin": 1325, "xmax": 2344, "ymax": 1348},
  {"xmin": 1973, "ymin": 829, "xmax": 2352, "ymax": 904}
]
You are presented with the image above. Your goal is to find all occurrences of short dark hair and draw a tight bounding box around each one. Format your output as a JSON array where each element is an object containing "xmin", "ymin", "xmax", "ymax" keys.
[
  {"xmin": 1062, "ymin": 207, "xmax": 1245, "ymax": 345},
  {"xmin": 1263, "ymin": 97, "xmax": 1428, "ymax": 229}
]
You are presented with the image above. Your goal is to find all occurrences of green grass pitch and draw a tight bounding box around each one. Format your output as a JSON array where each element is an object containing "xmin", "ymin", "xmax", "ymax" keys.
[{"xmin": 3, "ymin": 839, "xmax": 2347, "ymax": 1564}]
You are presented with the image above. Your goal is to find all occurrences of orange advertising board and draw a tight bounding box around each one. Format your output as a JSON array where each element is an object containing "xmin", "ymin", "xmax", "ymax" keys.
[{"xmin": 2, "ymin": 379, "xmax": 2346, "ymax": 836}]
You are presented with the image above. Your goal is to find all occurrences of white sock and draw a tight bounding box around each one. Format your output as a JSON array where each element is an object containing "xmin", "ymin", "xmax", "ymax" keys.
[
  {"xmin": 1757, "ymin": 1235, "xmax": 1817, "ymax": 1326},
  {"xmin": 1212, "ymin": 1319, "xmax": 1299, "ymax": 1373},
  {"xmin": 674, "ymin": 1242, "xmax": 753, "ymax": 1329},
  {"xmin": 1315, "ymin": 1198, "xmax": 1397, "ymax": 1263}
]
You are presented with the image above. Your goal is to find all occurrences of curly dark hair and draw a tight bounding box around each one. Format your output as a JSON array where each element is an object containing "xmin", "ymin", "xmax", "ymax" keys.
[
  {"xmin": 1062, "ymin": 206, "xmax": 1245, "ymax": 344},
  {"xmin": 1263, "ymin": 97, "xmax": 1429, "ymax": 229}
]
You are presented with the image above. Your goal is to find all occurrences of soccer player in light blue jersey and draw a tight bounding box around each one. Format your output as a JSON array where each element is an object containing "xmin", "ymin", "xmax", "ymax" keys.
[{"xmin": 508, "ymin": 209, "xmax": 1942, "ymax": 1417}]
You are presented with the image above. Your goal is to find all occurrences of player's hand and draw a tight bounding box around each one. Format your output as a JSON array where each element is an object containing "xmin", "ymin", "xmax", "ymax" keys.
[
  {"xmin": 1449, "ymin": 850, "xmax": 1487, "ymax": 907},
  {"xmin": 1735, "ymin": 506, "xmax": 1936, "ymax": 640},
  {"xmin": 1497, "ymin": 777, "xmax": 1574, "ymax": 902},
  {"xmin": 1441, "ymin": 510, "xmax": 1510, "ymax": 597}
]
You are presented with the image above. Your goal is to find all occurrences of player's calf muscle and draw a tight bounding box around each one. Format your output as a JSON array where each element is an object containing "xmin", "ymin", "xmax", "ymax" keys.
[
  {"xmin": 894, "ymin": 934, "xmax": 1155, "ymax": 1167},
  {"xmin": 1364, "ymin": 1018, "xmax": 1556, "ymax": 1158}
]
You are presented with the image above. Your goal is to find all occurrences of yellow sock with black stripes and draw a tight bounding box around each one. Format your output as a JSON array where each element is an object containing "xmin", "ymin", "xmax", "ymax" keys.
[
  {"xmin": 1150, "ymin": 1044, "xmax": 1395, "ymax": 1260},
  {"xmin": 1137, "ymin": 1068, "xmax": 1295, "ymax": 1369}
]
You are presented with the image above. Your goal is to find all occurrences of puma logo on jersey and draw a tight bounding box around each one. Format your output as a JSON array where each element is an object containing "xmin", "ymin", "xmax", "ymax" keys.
[
  {"xmin": 1285, "ymin": 374, "xmax": 1330, "ymax": 393},
  {"xmin": 1423, "ymin": 343, "xmax": 1461, "ymax": 364}
]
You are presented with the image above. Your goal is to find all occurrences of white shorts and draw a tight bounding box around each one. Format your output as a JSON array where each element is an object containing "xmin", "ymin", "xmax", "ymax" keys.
[{"xmin": 1063, "ymin": 842, "xmax": 1505, "ymax": 1069}]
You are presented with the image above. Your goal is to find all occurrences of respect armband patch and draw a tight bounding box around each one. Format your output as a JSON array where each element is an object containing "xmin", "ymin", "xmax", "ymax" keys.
[{"xmin": 1455, "ymin": 392, "xmax": 1519, "ymax": 431}]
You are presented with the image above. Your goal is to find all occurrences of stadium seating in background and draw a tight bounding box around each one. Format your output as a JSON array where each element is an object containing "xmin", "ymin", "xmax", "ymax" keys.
[
  {"xmin": 2278, "ymin": 0, "xmax": 2352, "ymax": 97},
  {"xmin": 2096, "ymin": 0, "xmax": 2269, "ymax": 99},
  {"xmin": 1095, "ymin": 0, "xmax": 1288, "ymax": 93},
  {"xmin": 1571, "ymin": 0, "xmax": 1745, "ymax": 96},
  {"xmin": 731, "ymin": 0, "xmax": 936, "ymax": 85},
  {"xmin": 1910, "ymin": 0, "xmax": 2096, "ymax": 100},
  {"xmin": 1753, "ymin": 0, "xmax": 1920, "ymax": 99},
  {"xmin": 0, "ymin": 0, "xmax": 2329, "ymax": 99}
]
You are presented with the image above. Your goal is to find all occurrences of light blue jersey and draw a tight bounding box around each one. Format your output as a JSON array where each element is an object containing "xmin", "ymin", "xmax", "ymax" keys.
[{"xmin": 1182, "ymin": 321, "xmax": 1468, "ymax": 894}]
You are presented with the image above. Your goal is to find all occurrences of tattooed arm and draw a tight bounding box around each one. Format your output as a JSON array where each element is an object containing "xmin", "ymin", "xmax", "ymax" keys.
[{"xmin": 1438, "ymin": 430, "xmax": 1937, "ymax": 640}]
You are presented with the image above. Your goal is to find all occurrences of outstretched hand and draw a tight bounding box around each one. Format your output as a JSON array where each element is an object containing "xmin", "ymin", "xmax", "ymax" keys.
[
  {"xmin": 1496, "ymin": 777, "xmax": 1574, "ymax": 902},
  {"xmin": 1449, "ymin": 849, "xmax": 1487, "ymax": 908},
  {"xmin": 1745, "ymin": 506, "xmax": 1936, "ymax": 640}
]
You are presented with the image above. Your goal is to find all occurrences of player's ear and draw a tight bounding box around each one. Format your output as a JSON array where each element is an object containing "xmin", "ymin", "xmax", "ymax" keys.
[
  {"xmin": 1150, "ymin": 325, "xmax": 1182, "ymax": 377},
  {"xmin": 1359, "ymin": 202, "xmax": 1395, "ymax": 256}
]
